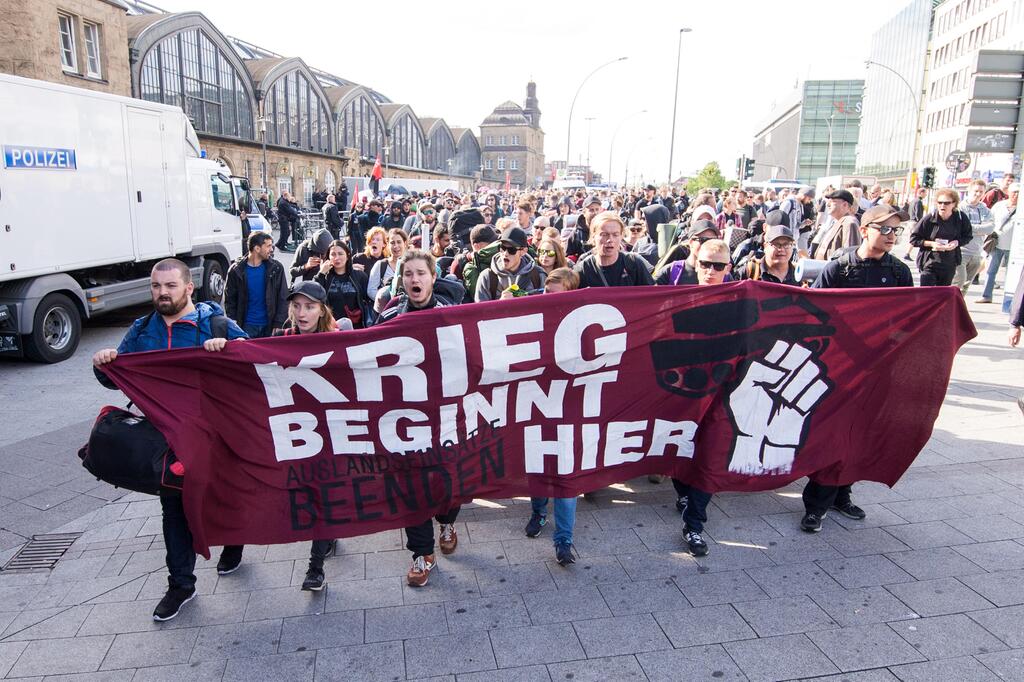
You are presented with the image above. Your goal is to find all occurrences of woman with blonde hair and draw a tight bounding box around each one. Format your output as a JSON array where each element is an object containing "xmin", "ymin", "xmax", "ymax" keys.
[
  {"xmin": 353, "ymin": 226, "xmax": 387, "ymax": 272},
  {"xmin": 367, "ymin": 228, "xmax": 409, "ymax": 300}
]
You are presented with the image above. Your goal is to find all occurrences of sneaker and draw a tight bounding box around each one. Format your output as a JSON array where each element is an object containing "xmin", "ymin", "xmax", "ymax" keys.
[
  {"xmin": 555, "ymin": 542, "xmax": 575, "ymax": 566},
  {"xmin": 301, "ymin": 563, "xmax": 325, "ymax": 591},
  {"xmin": 977, "ymin": 297, "xmax": 993, "ymax": 304},
  {"xmin": 800, "ymin": 512, "xmax": 825, "ymax": 533},
  {"xmin": 407, "ymin": 554, "xmax": 435, "ymax": 587},
  {"xmin": 675, "ymin": 495, "xmax": 688, "ymax": 514},
  {"xmin": 152, "ymin": 586, "xmax": 196, "ymax": 621},
  {"xmin": 582, "ymin": 491, "xmax": 597, "ymax": 501},
  {"xmin": 438, "ymin": 523, "xmax": 458, "ymax": 555},
  {"xmin": 525, "ymin": 513, "xmax": 547, "ymax": 538},
  {"xmin": 216, "ymin": 546, "xmax": 243, "ymax": 575},
  {"xmin": 831, "ymin": 501, "xmax": 867, "ymax": 520},
  {"xmin": 683, "ymin": 528, "xmax": 709, "ymax": 557}
]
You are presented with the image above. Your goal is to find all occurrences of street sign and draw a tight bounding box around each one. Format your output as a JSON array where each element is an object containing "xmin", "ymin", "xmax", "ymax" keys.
[{"xmin": 945, "ymin": 150, "xmax": 972, "ymax": 173}]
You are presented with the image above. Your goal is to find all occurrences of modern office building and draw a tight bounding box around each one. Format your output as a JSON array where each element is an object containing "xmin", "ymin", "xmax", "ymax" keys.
[
  {"xmin": 855, "ymin": 0, "xmax": 933, "ymax": 187},
  {"xmin": 751, "ymin": 80, "xmax": 864, "ymax": 186},
  {"xmin": 919, "ymin": 0, "xmax": 1024, "ymax": 181}
]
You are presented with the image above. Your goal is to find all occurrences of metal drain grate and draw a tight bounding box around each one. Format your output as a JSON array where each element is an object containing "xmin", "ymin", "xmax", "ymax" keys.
[{"xmin": 1, "ymin": 533, "xmax": 82, "ymax": 572}]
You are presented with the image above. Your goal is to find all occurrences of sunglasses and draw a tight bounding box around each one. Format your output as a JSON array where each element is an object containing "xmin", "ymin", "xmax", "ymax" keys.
[
  {"xmin": 629, "ymin": 227, "xmax": 645, "ymax": 233},
  {"xmin": 698, "ymin": 260, "xmax": 729, "ymax": 271},
  {"xmin": 501, "ymin": 245, "xmax": 523, "ymax": 255},
  {"xmin": 421, "ymin": 209, "xmax": 435, "ymax": 215},
  {"xmin": 869, "ymin": 225, "xmax": 905, "ymax": 236},
  {"xmin": 538, "ymin": 249, "xmax": 557, "ymax": 258},
  {"xmin": 691, "ymin": 235, "xmax": 716, "ymax": 244},
  {"xmin": 935, "ymin": 200, "xmax": 954, "ymax": 206}
]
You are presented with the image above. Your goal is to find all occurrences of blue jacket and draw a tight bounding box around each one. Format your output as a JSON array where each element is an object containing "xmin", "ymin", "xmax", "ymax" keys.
[{"xmin": 95, "ymin": 302, "xmax": 247, "ymax": 388}]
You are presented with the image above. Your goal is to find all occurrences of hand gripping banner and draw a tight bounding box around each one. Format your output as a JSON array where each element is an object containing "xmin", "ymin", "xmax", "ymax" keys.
[{"xmin": 102, "ymin": 281, "xmax": 976, "ymax": 556}]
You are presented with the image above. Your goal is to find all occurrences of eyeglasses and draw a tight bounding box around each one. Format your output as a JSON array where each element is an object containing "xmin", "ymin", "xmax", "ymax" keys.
[
  {"xmin": 538, "ymin": 249, "xmax": 557, "ymax": 258},
  {"xmin": 869, "ymin": 224, "xmax": 905, "ymax": 236},
  {"xmin": 629, "ymin": 226, "xmax": 645, "ymax": 232},
  {"xmin": 768, "ymin": 241, "xmax": 795, "ymax": 250},
  {"xmin": 698, "ymin": 260, "xmax": 729, "ymax": 271},
  {"xmin": 501, "ymin": 245, "xmax": 523, "ymax": 255}
]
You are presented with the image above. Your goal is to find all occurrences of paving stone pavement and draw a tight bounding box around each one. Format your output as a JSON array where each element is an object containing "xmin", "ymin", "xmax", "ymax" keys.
[{"xmin": 0, "ymin": 284, "xmax": 1021, "ymax": 680}]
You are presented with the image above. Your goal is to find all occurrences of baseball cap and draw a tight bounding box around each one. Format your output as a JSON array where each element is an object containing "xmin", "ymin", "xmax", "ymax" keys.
[
  {"xmin": 862, "ymin": 205, "xmax": 909, "ymax": 226},
  {"xmin": 499, "ymin": 226, "xmax": 529, "ymax": 250},
  {"xmin": 583, "ymin": 194, "xmax": 601, "ymax": 208},
  {"xmin": 287, "ymin": 280, "xmax": 327, "ymax": 304},
  {"xmin": 470, "ymin": 225, "xmax": 498, "ymax": 244},
  {"xmin": 687, "ymin": 219, "xmax": 720, "ymax": 238},
  {"xmin": 826, "ymin": 189, "xmax": 856, "ymax": 205},
  {"xmin": 644, "ymin": 184, "xmax": 657, "ymax": 191},
  {"xmin": 798, "ymin": 186, "xmax": 815, "ymax": 198},
  {"xmin": 764, "ymin": 225, "xmax": 796, "ymax": 243},
  {"xmin": 691, "ymin": 205, "xmax": 716, "ymax": 222}
]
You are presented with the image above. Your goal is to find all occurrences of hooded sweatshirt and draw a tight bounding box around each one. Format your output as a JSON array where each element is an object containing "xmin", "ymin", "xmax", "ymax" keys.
[
  {"xmin": 290, "ymin": 228, "xmax": 334, "ymax": 282},
  {"xmin": 474, "ymin": 253, "xmax": 546, "ymax": 302}
]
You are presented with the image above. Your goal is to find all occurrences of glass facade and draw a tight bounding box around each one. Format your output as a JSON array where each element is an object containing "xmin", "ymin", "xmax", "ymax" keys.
[
  {"xmin": 338, "ymin": 94, "xmax": 385, "ymax": 159},
  {"xmin": 855, "ymin": 0, "xmax": 931, "ymax": 178},
  {"xmin": 425, "ymin": 125, "xmax": 456, "ymax": 172},
  {"xmin": 796, "ymin": 80, "xmax": 864, "ymax": 184},
  {"xmin": 390, "ymin": 113, "xmax": 424, "ymax": 168},
  {"xmin": 140, "ymin": 28, "xmax": 254, "ymax": 140},
  {"xmin": 453, "ymin": 133, "xmax": 481, "ymax": 176},
  {"xmin": 265, "ymin": 71, "xmax": 331, "ymax": 153}
]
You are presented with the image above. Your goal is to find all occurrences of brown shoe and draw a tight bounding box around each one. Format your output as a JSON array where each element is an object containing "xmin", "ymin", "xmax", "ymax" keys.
[
  {"xmin": 407, "ymin": 554, "xmax": 435, "ymax": 587},
  {"xmin": 438, "ymin": 523, "xmax": 458, "ymax": 555}
]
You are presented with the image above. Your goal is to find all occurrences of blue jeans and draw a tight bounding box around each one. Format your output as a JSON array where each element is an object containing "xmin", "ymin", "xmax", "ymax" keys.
[
  {"xmin": 982, "ymin": 248, "xmax": 1008, "ymax": 300},
  {"xmin": 531, "ymin": 497, "xmax": 577, "ymax": 546}
]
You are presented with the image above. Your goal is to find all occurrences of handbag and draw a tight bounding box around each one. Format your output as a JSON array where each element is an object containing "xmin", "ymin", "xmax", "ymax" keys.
[
  {"xmin": 986, "ymin": 208, "xmax": 1016, "ymax": 254},
  {"xmin": 78, "ymin": 406, "xmax": 183, "ymax": 496}
]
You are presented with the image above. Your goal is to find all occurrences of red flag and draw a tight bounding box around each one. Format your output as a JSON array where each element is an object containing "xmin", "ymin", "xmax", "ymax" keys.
[
  {"xmin": 505, "ymin": 170, "xmax": 511, "ymax": 193},
  {"xmin": 371, "ymin": 155, "xmax": 383, "ymax": 181},
  {"xmin": 102, "ymin": 283, "xmax": 975, "ymax": 555},
  {"xmin": 350, "ymin": 180, "xmax": 359, "ymax": 210}
]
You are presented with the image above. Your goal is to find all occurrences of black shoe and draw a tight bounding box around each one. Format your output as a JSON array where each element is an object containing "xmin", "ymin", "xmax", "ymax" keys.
[
  {"xmin": 801, "ymin": 512, "xmax": 825, "ymax": 533},
  {"xmin": 525, "ymin": 513, "xmax": 547, "ymax": 538},
  {"xmin": 216, "ymin": 546, "xmax": 243, "ymax": 575},
  {"xmin": 683, "ymin": 528, "xmax": 709, "ymax": 557},
  {"xmin": 555, "ymin": 542, "xmax": 575, "ymax": 566},
  {"xmin": 831, "ymin": 501, "xmax": 866, "ymax": 520},
  {"xmin": 153, "ymin": 586, "xmax": 196, "ymax": 621},
  {"xmin": 301, "ymin": 563, "xmax": 325, "ymax": 591},
  {"xmin": 675, "ymin": 496, "xmax": 688, "ymax": 514}
]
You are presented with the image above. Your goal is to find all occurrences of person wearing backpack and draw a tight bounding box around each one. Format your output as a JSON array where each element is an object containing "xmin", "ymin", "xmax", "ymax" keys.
[
  {"xmin": 909, "ymin": 187, "xmax": 973, "ymax": 287},
  {"xmin": 475, "ymin": 226, "xmax": 546, "ymax": 301},
  {"xmin": 92, "ymin": 259, "xmax": 248, "ymax": 622},
  {"xmin": 574, "ymin": 211, "xmax": 656, "ymax": 288},
  {"xmin": 314, "ymin": 240, "xmax": 370, "ymax": 329},
  {"xmin": 736, "ymin": 224, "xmax": 799, "ymax": 285},
  {"xmin": 801, "ymin": 205, "xmax": 913, "ymax": 534}
]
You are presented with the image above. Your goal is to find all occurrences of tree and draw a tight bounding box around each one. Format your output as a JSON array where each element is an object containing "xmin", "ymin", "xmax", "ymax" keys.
[{"xmin": 685, "ymin": 162, "xmax": 731, "ymax": 196}]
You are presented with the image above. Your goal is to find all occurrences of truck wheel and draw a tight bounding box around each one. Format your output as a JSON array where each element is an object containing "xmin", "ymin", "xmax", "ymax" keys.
[
  {"xmin": 23, "ymin": 293, "xmax": 81, "ymax": 363},
  {"xmin": 200, "ymin": 259, "xmax": 225, "ymax": 303}
]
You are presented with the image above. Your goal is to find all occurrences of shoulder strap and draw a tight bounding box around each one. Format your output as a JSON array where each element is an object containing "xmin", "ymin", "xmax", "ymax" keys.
[
  {"xmin": 746, "ymin": 258, "xmax": 761, "ymax": 281},
  {"xmin": 488, "ymin": 271, "xmax": 499, "ymax": 300},
  {"xmin": 530, "ymin": 267, "xmax": 542, "ymax": 290},
  {"xmin": 211, "ymin": 314, "xmax": 229, "ymax": 340}
]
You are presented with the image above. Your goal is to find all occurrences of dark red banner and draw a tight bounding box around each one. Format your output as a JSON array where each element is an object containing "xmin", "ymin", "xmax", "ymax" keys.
[{"xmin": 103, "ymin": 281, "xmax": 975, "ymax": 556}]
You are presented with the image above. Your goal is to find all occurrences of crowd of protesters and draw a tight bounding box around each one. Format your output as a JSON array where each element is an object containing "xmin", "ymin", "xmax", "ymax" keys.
[{"xmin": 92, "ymin": 172, "xmax": 1024, "ymax": 622}]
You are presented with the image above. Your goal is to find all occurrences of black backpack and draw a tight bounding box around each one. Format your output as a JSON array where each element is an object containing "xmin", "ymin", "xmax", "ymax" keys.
[{"xmin": 78, "ymin": 406, "xmax": 183, "ymax": 495}]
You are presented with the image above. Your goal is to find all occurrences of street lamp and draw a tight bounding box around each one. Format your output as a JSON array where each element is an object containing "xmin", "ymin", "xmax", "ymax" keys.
[
  {"xmin": 609, "ymin": 109, "xmax": 647, "ymax": 188},
  {"xmin": 825, "ymin": 112, "xmax": 836, "ymax": 176},
  {"xmin": 864, "ymin": 60, "xmax": 921, "ymax": 113},
  {"xmin": 566, "ymin": 57, "xmax": 627, "ymax": 173},
  {"xmin": 668, "ymin": 28, "xmax": 693, "ymax": 184},
  {"xmin": 584, "ymin": 116, "xmax": 597, "ymax": 180}
]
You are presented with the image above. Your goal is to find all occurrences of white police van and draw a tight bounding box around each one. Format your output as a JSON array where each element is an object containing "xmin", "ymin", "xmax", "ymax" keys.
[{"xmin": 0, "ymin": 73, "xmax": 251, "ymax": 362}]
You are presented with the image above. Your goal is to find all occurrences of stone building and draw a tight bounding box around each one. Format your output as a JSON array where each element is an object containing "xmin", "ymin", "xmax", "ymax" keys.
[
  {"xmin": 480, "ymin": 82, "xmax": 546, "ymax": 188},
  {"xmin": 0, "ymin": 0, "xmax": 494, "ymax": 201}
]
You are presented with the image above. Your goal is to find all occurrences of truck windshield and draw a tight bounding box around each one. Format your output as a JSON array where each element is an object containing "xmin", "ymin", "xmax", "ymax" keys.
[{"xmin": 210, "ymin": 175, "xmax": 234, "ymax": 214}]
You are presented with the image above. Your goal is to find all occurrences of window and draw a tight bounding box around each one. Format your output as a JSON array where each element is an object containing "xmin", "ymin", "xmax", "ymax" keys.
[
  {"xmin": 277, "ymin": 176, "xmax": 292, "ymax": 197},
  {"xmin": 58, "ymin": 14, "xmax": 77, "ymax": 72},
  {"xmin": 83, "ymin": 22, "xmax": 101, "ymax": 78},
  {"xmin": 512, "ymin": 135, "xmax": 520, "ymax": 145},
  {"xmin": 303, "ymin": 177, "xmax": 315, "ymax": 206},
  {"xmin": 210, "ymin": 174, "xmax": 234, "ymax": 213},
  {"xmin": 510, "ymin": 159, "xmax": 518, "ymax": 170},
  {"xmin": 499, "ymin": 136, "xmax": 506, "ymax": 145},
  {"xmin": 484, "ymin": 159, "xmax": 492, "ymax": 170},
  {"xmin": 497, "ymin": 157, "xmax": 505, "ymax": 170},
  {"xmin": 486, "ymin": 135, "xmax": 493, "ymax": 145}
]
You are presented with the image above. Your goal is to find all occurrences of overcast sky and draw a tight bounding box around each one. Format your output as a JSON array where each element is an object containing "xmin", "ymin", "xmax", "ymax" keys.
[{"xmin": 156, "ymin": 0, "xmax": 907, "ymax": 184}]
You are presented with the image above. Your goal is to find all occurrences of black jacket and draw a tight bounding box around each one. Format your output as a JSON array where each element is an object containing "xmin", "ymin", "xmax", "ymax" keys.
[
  {"xmin": 290, "ymin": 229, "xmax": 335, "ymax": 282},
  {"xmin": 277, "ymin": 196, "xmax": 300, "ymax": 223},
  {"xmin": 224, "ymin": 256, "xmax": 289, "ymax": 328},
  {"xmin": 910, "ymin": 209, "xmax": 973, "ymax": 269},
  {"xmin": 325, "ymin": 203, "xmax": 343, "ymax": 234}
]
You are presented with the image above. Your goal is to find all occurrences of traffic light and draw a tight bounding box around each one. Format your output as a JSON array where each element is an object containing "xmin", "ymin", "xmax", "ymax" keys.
[
  {"xmin": 744, "ymin": 158, "xmax": 756, "ymax": 180},
  {"xmin": 920, "ymin": 166, "xmax": 936, "ymax": 189}
]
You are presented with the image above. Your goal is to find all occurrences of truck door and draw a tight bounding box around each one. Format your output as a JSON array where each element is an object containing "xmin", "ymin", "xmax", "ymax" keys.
[{"xmin": 126, "ymin": 108, "xmax": 170, "ymax": 259}]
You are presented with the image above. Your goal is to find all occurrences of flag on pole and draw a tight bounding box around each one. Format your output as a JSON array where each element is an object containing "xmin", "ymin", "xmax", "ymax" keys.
[
  {"xmin": 371, "ymin": 155, "xmax": 383, "ymax": 181},
  {"xmin": 351, "ymin": 180, "xmax": 359, "ymax": 210}
]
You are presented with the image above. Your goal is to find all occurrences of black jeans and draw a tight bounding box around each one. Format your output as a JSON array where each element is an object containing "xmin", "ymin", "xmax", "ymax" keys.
[
  {"xmin": 405, "ymin": 507, "xmax": 461, "ymax": 558},
  {"xmin": 309, "ymin": 539, "xmax": 334, "ymax": 565},
  {"xmin": 671, "ymin": 479, "xmax": 713, "ymax": 534},
  {"xmin": 242, "ymin": 324, "xmax": 271, "ymax": 339},
  {"xmin": 919, "ymin": 264, "xmax": 955, "ymax": 286},
  {"xmin": 275, "ymin": 219, "xmax": 292, "ymax": 249},
  {"xmin": 160, "ymin": 494, "xmax": 196, "ymax": 590},
  {"xmin": 349, "ymin": 226, "xmax": 365, "ymax": 255},
  {"xmin": 803, "ymin": 480, "xmax": 853, "ymax": 515}
]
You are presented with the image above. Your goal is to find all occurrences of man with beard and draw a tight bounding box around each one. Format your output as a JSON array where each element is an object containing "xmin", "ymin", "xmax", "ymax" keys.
[
  {"xmin": 92, "ymin": 259, "xmax": 247, "ymax": 621},
  {"xmin": 475, "ymin": 226, "xmax": 546, "ymax": 301},
  {"xmin": 378, "ymin": 201, "xmax": 406, "ymax": 229}
]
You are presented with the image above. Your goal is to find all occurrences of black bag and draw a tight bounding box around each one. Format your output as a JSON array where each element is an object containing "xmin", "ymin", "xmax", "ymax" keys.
[{"xmin": 78, "ymin": 406, "xmax": 183, "ymax": 496}]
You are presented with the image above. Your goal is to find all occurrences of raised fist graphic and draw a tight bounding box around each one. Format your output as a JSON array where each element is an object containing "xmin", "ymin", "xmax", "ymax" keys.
[{"xmin": 726, "ymin": 341, "xmax": 832, "ymax": 475}]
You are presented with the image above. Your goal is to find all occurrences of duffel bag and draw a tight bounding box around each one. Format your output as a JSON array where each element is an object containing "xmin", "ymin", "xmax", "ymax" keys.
[{"xmin": 77, "ymin": 406, "xmax": 184, "ymax": 495}]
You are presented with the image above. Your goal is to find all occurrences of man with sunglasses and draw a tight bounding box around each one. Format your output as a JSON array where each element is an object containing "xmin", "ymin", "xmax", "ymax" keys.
[
  {"xmin": 801, "ymin": 204, "xmax": 913, "ymax": 533},
  {"xmin": 474, "ymin": 226, "xmax": 546, "ymax": 301},
  {"xmin": 404, "ymin": 203, "xmax": 439, "ymax": 251},
  {"xmin": 656, "ymin": 220, "xmax": 720, "ymax": 285},
  {"xmin": 623, "ymin": 219, "xmax": 659, "ymax": 266}
]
